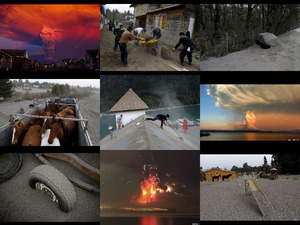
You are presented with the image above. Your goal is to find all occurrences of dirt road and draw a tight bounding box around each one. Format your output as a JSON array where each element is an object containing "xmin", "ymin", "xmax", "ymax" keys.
[
  {"xmin": 200, "ymin": 27, "xmax": 300, "ymax": 71},
  {"xmin": 100, "ymin": 25, "xmax": 199, "ymax": 71},
  {"xmin": 78, "ymin": 90, "xmax": 100, "ymax": 146},
  {"xmin": 0, "ymin": 91, "xmax": 100, "ymax": 146},
  {"xmin": 0, "ymin": 153, "xmax": 100, "ymax": 222},
  {"xmin": 0, "ymin": 100, "xmax": 33, "ymax": 127}
]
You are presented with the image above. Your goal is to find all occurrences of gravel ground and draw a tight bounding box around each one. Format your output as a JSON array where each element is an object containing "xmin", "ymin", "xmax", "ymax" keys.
[
  {"xmin": 200, "ymin": 175, "xmax": 300, "ymax": 221},
  {"xmin": 0, "ymin": 100, "xmax": 33, "ymax": 127},
  {"xmin": 0, "ymin": 153, "xmax": 100, "ymax": 222},
  {"xmin": 78, "ymin": 90, "xmax": 100, "ymax": 146}
]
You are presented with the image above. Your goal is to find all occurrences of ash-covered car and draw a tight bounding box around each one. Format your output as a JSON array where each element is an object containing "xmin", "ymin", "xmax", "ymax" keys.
[{"xmin": 256, "ymin": 32, "xmax": 278, "ymax": 49}]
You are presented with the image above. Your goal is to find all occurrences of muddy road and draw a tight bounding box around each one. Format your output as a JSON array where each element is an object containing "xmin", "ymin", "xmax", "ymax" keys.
[{"xmin": 100, "ymin": 25, "xmax": 199, "ymax": 71}]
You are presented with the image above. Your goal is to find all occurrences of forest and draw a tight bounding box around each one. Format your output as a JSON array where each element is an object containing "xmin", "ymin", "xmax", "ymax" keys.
[
  {"xmin": 200, "ymin": 4, "xmax": 300, "ymax": 60},
  {"xmin": 100, "ymin": 75, "xmax": 200, "ymax": 113},
  {"xmin": 104, "ymin": 7, "xmax": 133, "ymax": 21}
]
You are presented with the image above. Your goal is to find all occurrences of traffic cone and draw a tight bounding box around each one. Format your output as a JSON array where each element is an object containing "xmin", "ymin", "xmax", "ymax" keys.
[{"xmin": 183, "ymin": 119, "xmax": 188, "ymax": 134}]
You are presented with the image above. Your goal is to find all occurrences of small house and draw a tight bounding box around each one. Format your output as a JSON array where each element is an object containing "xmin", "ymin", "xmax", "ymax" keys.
[
  {"xmin": 84, "ymin": 49, "xmax": 99, "ymax": 70},
  {"xmin": 109, "ymin": 88, "xmax": 149, "ymax": 128},
  {"xmin": 130, "ymin": 4, "xmax": 200, "ymax": 49},
  {"xmin": 204, "ymin": 169, "xmax": 237, "ymax": 182},
  {"xmin": 0, "ymin": 49, "xmax": 30, "ymax": 71}
]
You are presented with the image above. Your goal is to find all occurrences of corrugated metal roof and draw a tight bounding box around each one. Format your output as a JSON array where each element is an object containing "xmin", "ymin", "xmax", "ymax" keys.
[{"xmin": 109, "ymin": 88, "xmax": 149, "ymax": 112}]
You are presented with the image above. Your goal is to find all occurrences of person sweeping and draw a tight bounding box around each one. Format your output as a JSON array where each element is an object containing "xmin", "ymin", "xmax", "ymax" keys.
[{"xmin": 145, "ymin": 114, "xmax": 171, "ymax": 129}]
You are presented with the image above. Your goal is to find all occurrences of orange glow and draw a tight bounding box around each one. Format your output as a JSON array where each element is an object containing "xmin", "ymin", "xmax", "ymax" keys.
[
  {"xmin": 139, "ymin": 176, "xmax": 159, "ymax": 204},
  {"xmin": 0, "ymin": 4, "xmax": 100, "ymax": 42},
  {"xmin": 141, "ymin": 217, "xmax": 158, "ymax": 225},
  {"xmin": 139, "ymin": 164, "xmax": 160, "ymax": 204},
  {"xmin": 245, "ymin": 111, "xmax": 257, "ymax": 130}
]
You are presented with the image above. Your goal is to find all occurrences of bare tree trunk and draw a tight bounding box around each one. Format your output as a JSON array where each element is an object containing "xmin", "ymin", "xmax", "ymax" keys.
[
  {"xmin": 214, "ymin": 4, "xmax": 221, "ymax": 39},
  {"xmin": 262, "ymin": 4, "xmax": 265, "ymax": 31}
]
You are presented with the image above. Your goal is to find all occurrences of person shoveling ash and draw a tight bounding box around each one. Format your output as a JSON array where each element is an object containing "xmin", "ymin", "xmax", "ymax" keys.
[
  {"xmin": 173, "ymin": 32, "xmax": 194, "ymax": 66},
  {"xmin": 133, "ymin": 27, "xmax": 145, "ymax": 46},
  {"xmin": 116, "ymin": 114, "xmax": 123, "ymax": 129},
  {"xmin": 119, "ymin": 26, "xmax": 144, "ymax": 67},
  {"xmin": 145, "ymin": 114, "xmax": 171, "ymax": 129}
]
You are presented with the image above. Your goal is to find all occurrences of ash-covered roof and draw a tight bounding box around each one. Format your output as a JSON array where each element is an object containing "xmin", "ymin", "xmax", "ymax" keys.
[{"xmin": 109, "ymin": 88, "xmax": 149, "ymax": 112}]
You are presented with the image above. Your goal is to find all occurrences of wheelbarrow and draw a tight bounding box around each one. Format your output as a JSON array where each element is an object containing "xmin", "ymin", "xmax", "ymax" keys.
[{"xmin": 141, "ymin": 39, "xmax": 159, "ymax": 55}]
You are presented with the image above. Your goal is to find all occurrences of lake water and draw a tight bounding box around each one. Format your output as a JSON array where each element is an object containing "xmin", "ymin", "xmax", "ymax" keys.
[
  {"xmin": 100, "ymin": 105, "xmax": 200, "ymax": 140},
  {"xmin": 200, "ymin": 132, "xmax": 300, "ymax": 141},
  {"xmin": 100, "ymin": 216, "xmax": 199, "ymax": 225}
]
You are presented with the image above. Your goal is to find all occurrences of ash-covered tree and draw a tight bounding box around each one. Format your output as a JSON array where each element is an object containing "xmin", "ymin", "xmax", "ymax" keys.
[{"xmin": 0, "ymin": 79, "xmax": 14, "ymax": 99}]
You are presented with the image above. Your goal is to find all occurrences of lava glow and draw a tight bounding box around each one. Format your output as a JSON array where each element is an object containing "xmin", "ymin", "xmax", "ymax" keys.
[
  {"xmin": 139, "ymin": 164, "xmax": 160, "ymax": 204},
  {"xmin": 245, "ymin": 111, "xmax": 257, "ymax": 130}
]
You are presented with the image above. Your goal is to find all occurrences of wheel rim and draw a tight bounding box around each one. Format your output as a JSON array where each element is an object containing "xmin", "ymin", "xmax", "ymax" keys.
[{"xmin": 35, "ymin": 182, "xmax": 59, "ymax": 206}]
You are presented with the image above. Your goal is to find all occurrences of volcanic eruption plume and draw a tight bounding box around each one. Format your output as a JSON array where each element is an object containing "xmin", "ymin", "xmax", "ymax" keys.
[
  {"xmin": 40, "ymin": 25, "xmax": 56, "ymax": 61},
  {"xmin": 245, "ymin": 111, "xmax": 257, "ymax": 130},
  {"xmin": 139, "ymin": 164, "xmax": 160, "ymax": 204}
]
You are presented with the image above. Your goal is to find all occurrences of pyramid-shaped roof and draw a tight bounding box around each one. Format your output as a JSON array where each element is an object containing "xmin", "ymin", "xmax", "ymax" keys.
[{"xmin": 109, "ymin": 88, "xmax": 149, "ymax": 112}]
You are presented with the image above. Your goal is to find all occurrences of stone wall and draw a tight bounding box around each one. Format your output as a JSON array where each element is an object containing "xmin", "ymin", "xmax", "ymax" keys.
[{"xmin": 133, "ymin": 4, "xmax": 149, "ymax": 17}]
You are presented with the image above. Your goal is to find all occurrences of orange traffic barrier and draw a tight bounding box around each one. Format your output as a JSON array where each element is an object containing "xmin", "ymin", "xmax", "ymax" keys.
[{"xmin": 183, "ymin": 119, "xmax": 188, "ymax": 134}]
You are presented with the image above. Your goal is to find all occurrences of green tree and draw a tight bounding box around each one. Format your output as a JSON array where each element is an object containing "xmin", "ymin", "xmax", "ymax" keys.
[
  {"xmin": 0, "ymin": 79, "xmax": 14, "ymax": 98},
  {"xmin": 52, "ymin": 84, "xmax": 60, "ymax": 96}
]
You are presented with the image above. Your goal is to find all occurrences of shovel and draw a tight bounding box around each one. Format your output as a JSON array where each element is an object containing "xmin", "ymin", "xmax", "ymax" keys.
[{"xmin": 169, "ymin": 125, "xmax": 183, "ymax": 140}]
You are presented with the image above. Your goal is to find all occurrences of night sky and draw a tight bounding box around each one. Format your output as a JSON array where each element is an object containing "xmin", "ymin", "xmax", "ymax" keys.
[
  {"xmin": 0, "ymin": 4, "xmax": 100, "ymax": 63},
  {"xmin": 100, "ymin": 151, "xmax": 200, "ymax": 216}
]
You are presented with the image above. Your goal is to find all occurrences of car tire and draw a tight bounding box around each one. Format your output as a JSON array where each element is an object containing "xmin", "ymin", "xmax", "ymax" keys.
[
  {"xmin": 0, "ymin": 153, "xmax": 22, "ymax": 183},
  {"xmin": 28, "ymin": 165, "xmax": 77, "ymax": 212}
]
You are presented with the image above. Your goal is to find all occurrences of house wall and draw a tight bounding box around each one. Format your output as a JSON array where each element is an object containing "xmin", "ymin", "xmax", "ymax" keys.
[
  {"xmin": 0, "ymin": 57, "xmax": 12, "ymax": 70},
  {"xmin": 145, "ymin": 8, "xmax": 185, "ymax": 47},
  {"xmin": 12, "ymin": 59, "xmax": 31, "ymax": 71},
  {"xmin": 133, "ymin": 4, "xmax": 149, "ymax": 17},
  {"xmin": 143, "ymin": 4, "xmax": 200, "ymax": 50},
  {"xmin": 115, "ymin": 110, "xmax": 146, "ymax": 127},
  {"xmin": 205, "ymin": 169, "xmax": 237, "ymax": 181}
]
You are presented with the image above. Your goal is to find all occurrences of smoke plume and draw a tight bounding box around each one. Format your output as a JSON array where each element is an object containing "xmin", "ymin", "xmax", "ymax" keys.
[
  {"xmin": 207, "ymin": 85, "xmax": 300, "ymax": 131},
  {"xmin": 40, "ymin": 25, "xmax": 56, "ymax": 60}
]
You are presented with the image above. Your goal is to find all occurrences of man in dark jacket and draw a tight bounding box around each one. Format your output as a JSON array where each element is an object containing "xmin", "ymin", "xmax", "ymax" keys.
[
  {"xmin": 109, "ymin": 20, "xmax": 115, "ymax": 31},
  {"xmin": 146, "ymin": 114, "xmax": 171, "ymax": 129},
  {"xmin": 173, "ymin": 32, "xmax": 194, "ymax": 66},
  {"xmin": 152, "ymin": 27, "xmax": 161, "ymax": 40},
  {"xmin": 113, "ymin": 24, "xmax": 124, "ymax": 51}
]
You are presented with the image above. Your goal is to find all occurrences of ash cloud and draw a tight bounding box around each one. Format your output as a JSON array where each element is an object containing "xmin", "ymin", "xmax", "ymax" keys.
[
  {"xmin": 207, "ymin": 85, "xmax": 300, "ymax": 115},
  {"xmin": 40, "ymin": 25, "xmax": 56, "ymax": 61}
]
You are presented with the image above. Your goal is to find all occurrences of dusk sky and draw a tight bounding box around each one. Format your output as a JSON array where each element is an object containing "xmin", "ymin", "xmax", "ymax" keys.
[
  {"xmin": 200, "ymin": 84, "xmax": 300, "ymax": 132},
  {"xmin": 0, "ymin": 4, "xmax": 100, "ymax": 63},
  {"xmin": 100, "ymin": 151, "xmax": 199, "ymax": 216}
]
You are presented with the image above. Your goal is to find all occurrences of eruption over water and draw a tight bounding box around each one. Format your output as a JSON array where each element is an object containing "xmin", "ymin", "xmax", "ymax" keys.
[
  {"xmin": 139, "ymin": 164, "xmax": 160, "ymax": 204},
  {"xmin": 40, "ymin": 25, "xmax": 56, "ymax": 60},
  {"xmin": 245, "ymin": 111, "xmax": 257, "ymax": 130}
]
